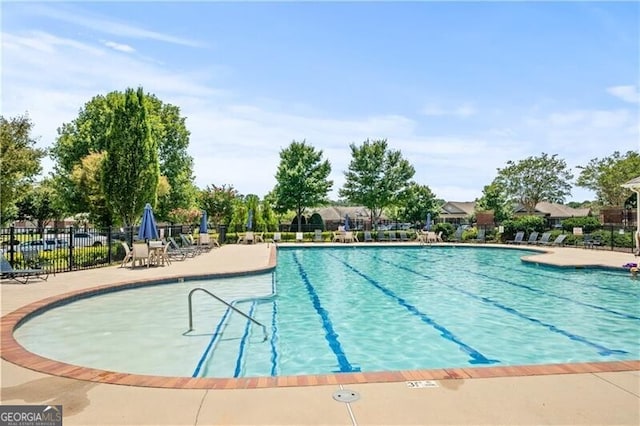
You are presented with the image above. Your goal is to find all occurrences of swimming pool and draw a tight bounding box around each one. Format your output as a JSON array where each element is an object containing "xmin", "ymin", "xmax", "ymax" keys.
[{"xmin": 14, "ymin": 246, "xmax": 640, "ymax": 379}]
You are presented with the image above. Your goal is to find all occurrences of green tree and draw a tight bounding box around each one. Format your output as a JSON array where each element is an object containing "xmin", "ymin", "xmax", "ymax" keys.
[
  {"xmin": 576, "ymin": 150, "xmax": 640, "ymax": 206},
  {"xmin": 200, "ymin": 184, "xmax": 239, "ymax": 226},
  {"xmin": 398, "ymin": 182, "xmax": 439, "ymax": 225},
  {"xmin": 102, "ymin": 87, "xmax": 159, "ymax": 226},
  {"xmin": 16, "ymin": 178, "xmax": 65, "ymax": 232},
  {"xmin": 0, "ymin": 114, "xmax": 46, "ymax": 225},
  {"xmin": 476, "ymin": 181, "xmax": 513, "ymax": 223},
  {"xmin": 339, "ymin": 139, "xmax": 415, "ymax": 228},
  {"xmin": 494, "ymin": 153, "xmax": 573, "ymax": 214},
  {"xmin": 50, "ymin": 89, "xmax": 196, "ymax": 225},
  {"xmin": 273, "ymin": 140, "xmax": 333, "ymax": 232}
]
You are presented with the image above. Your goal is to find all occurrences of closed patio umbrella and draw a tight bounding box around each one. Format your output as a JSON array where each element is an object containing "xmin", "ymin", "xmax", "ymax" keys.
[
  {"xmin": 199, "ymin": 210, "xmax": 208, "ymax": 234},
  {"xmin": 247, "ymin": 209, "xmax": 253, "ymax": 231},
  {"xmin": 137, "ymin": 203, "xmax": 159, "ymax": 241},
  {"xmin": 425, "ymin": 213, "xmax": 432, "ymax": 231},
  {"xmin": 344, "ymin": 214, "xmax": 350, "ymax": 231}
]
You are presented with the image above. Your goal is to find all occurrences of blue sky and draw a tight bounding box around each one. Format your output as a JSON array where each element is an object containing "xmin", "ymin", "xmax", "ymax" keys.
[{"xmin": 2, "ymin": 1, "xmax": 639, "ymax": 203}]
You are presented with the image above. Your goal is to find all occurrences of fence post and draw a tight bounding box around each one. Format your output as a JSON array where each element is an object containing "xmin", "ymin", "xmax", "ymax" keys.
[
  {"xmin": 107, "ymin": 225, "xmax": 113, "ymax": 264},
  {"xmin": 68, "ymin": 226, "xmax": 75, "ymax": 270},
  {"xmin": 9, "ymin": 226, "xmax": 16, "ymax": 265}
]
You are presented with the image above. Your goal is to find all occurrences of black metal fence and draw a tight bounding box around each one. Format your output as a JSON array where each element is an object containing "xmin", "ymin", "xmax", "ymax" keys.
[{"xmin": 0, "ymin": 224, "xmax": 198, "ymax": 275}]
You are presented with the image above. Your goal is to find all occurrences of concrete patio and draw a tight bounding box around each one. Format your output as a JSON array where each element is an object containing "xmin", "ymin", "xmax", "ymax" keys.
[{"xmin": 1, "ymin": 243, "xmax": 639, "ymax": 425}]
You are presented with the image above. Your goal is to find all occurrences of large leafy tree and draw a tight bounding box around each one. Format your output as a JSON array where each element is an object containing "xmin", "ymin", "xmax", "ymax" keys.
[
  {"xmin": 0, "ymin": 114, "xmax": 46, "ymax": 225},
  {"xmin": 476, "ymin": 181, "xmax": 513, "ymax": 223},
  {"xmin": 339, "ymin": 139, "xmax": 415, "ymax": 228},
  {"xmin": 576, "ymin": 150, "xmax": 640, "ymax": 206},
  {"xmin": 50, "ymin": 89, "xmax": 196, "ymax": 226},
  {"xmin": 102, "ymin": 87, "xmax": 159, "ymax": 226},
  {"xmin": 494, "ymin": 153, "xmax": 573, "ymax": 214},
  {"xmin": 399, "ymin": 182, "xmax": 439, "ymax": 225},
  {"xmin": 273, "ymin": 140, "xmax": 333, "ymax": 232},
  {"xmin": 200, "ymin": 184, "xmax": 239, "ymax": 226}
]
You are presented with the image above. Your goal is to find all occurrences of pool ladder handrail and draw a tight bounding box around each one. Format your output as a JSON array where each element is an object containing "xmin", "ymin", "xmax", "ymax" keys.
[{"xmin": 187, "ymin": 287, "xmax": 268, "ymax": 341}]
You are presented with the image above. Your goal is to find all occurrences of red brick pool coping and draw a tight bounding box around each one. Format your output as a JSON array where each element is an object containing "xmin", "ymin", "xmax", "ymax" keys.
[{"xmin": 2, "ymin": 244, "xmax": 638, "ymax": 389}]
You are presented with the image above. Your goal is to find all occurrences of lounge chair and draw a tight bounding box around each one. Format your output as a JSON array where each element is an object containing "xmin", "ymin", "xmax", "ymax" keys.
[
  {"xmin": 506, "ymin": 231, "xmax": 525, "ymax": 244},
  {"xmin": 271, "ymin": 232, "xmax": 282, "ymax": 244},
  {"xmin": 452, "ymin": 227, "xmax": 464, "ymax": 242},
  {"xmin": 168, "ymin": 237, "xmax": 197, "ymax": 257},
  {"xmin": 376, "ymin": 230, "xmax": 387, "ymax": 242},
  {"xmin": 181, "ymin": 234, "xmax": 203, "ymax": 253},
  {"xmin": 313, "ymin": 229, "xmax": 323, "ymax": 242},
  {"xmin": 1, "ymin": 252, "xmax": 48, "ymax": 284},
  {"xmin": 535, "ymin": 232, "xmax": 552, "ymax": 245},
  {"xmin": 295, "ymin": 232, "xmax": 304, "ymax": 242},
  {"xmin": 547, "ymin": 234, "xmax": 567, "ymax": 247},
  {"xmin": 363, "ymin": 231, "xmax": 374, "ymax": 242},
  {"xmin": 472, "ymin": 229, "xmax": 486, "ymax": 243},
  {"xmin": 525, "ymin": 231, "xmax": 539, "ymax": 244},
  {"xmin": 398, "ymin": 231, "xmax": 410, "ymax": 242},
  {"xmin": 388, "ymin": 231, "xmax": 397, "ymax": 242}
]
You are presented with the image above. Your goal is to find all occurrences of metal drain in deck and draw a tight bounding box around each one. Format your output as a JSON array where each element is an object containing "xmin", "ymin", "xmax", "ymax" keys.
[{"xmin": 332, "ymin": 389, "xmax": 360, "ymax": 403}]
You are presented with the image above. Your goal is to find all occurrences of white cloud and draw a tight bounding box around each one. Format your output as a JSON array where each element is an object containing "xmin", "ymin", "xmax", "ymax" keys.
[
  {"xmin": 421, "ymin": 103, "xmax": 477, "ymax": 118},
  {"xmin": 29, "ymin": 4, "xmax": 204, "ymax": 48},
  {"xmin": 3, "ymin": 23, "xmax": 636, "ymax": 205},
  {"xmin": 607, "ymin": 85, "xmax": 640, "ymax": 103},
  {"xmin": 103, "ymin": 40, "xmax": 135, "ymax": 53}
]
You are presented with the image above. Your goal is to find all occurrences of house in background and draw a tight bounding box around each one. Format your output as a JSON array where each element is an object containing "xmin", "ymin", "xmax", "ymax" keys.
[
  {"xmin": 439, "ymin": 201, "xmax": 476, "ymax": 225},
  {"xmin": 310, "ymin": 206, "xmax": 388, "ymax": 231},
  {"xmin": 513, "ymin": 201, "xmax": 591, "ymax": 228},
  {"xmin": 439, "ymin": 201, "xmax": 591, "ymax": 228}
]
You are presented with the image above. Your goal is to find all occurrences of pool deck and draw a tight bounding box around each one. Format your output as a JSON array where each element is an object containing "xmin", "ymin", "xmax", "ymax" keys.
[{"xmin": 1, "ymin": 242, "xmax": 639, "ymax": 425}]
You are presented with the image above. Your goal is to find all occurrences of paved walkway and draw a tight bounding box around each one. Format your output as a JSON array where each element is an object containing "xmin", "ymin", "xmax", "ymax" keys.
[{"xmin": 1, "ymin": 243, "xmax": 639, "ymax": 425}]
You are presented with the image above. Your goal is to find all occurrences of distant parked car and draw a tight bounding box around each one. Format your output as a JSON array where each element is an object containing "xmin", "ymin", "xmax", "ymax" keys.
[
  {"xmin": 63, "ymin": 232, "xmax": 108, "ymax": 247},
  {"xmin": 20, "ymin": 238, "xmax": 69, "ymax": 253}
]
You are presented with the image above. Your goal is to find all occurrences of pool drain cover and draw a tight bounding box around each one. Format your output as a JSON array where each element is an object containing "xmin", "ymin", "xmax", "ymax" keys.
[{"xmin": 332, "ymin": 389, "xmax": 360, "ymax": 403}]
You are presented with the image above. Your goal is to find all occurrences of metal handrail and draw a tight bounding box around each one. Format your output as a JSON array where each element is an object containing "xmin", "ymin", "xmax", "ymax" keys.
[{"xmin": 187, "ymin": 287, "xmax": 268, "ymax": 341}]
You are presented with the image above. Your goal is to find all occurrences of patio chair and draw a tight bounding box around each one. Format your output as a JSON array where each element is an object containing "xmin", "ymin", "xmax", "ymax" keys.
[
  {"xmin": 535, "ymin": 232, "xmax": 552, "ymax": 245},
  {"xmin": 313, "ymin": 229, "xmax": 323, "ymax": 242},
  {"xmin": 197, "ymin": 233, "xmax": 214, "ymax": 251},
  {"xmin": 582, "ymin": 234, "xmax": 603, "ymax": 249},
  {"xmin": 506, "ymin": 231, "xmax": 525, "ymax": 244},
  {"xmin": 525, "ymin": 231, "xmax": 539, "ymax": 244},
  {"xmin": 1, "ymin": 252, "xmax": 48, "ymax": 284},
  {"xmin": 131, "ymin": 243, "xmax": 150, "ymax": 268},
  {"xmin": 436, "ymin": 231, "xmax": 443, "ymax": 242},
  {"xmin": 120, "ymin": 241, "xmax": 133, "ymax": 267},
  {"xmin": 363, "ymin": 231, "xmax": 374, "ymax": 242}
]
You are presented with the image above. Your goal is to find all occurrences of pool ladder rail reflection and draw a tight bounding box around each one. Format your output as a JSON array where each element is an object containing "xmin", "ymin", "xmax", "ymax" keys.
[{"xmin": 186, "ymin": 287, "xmax": 268, "ymax": 341}]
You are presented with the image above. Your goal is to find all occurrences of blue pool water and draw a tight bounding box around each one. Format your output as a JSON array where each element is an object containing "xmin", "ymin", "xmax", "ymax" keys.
[{"xmin": 15, "ymin": 246, "xmax": 640, "ymax": 378}]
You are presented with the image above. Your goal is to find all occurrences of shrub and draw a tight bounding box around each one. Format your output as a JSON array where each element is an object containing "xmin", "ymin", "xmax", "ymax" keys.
[
  {"xmin": 433, "ymin": 222, "xmax": 455, "ymax": 240},
  {"xmin": 501, "ymin": 215, "xmax": 545, "ymax": 241},
  {"xmin": 560, "ymin": 216, "xmax": 601, "ymax": 233}
]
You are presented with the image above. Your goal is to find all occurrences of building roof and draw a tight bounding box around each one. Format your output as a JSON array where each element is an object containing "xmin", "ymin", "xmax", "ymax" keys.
[
  {"xmin": 622, "ymin": 176, "xmax": 640, "ymax": 190},
  {"xmin": 512, "ymin": 201, "xmax": 590, "ymax": 218},
  {"xmin": 310, "ymin": 206, "xmax": 385, "ymax": 221},
  {"xmin": 440, "ymin": 202, "xmax": 476, "ymax": 216}
]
